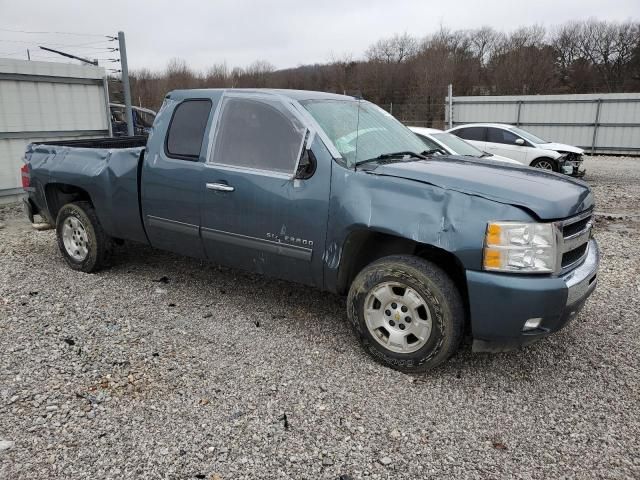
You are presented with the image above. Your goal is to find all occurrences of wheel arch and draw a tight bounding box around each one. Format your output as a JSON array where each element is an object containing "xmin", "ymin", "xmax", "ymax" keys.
[
  {"xmin": 335, "ymin": 230, "xmax": 469, "ymax": 319},
  {"xmin": 44, "ymin": 183, "xmax": 93, "ymax": 223}
]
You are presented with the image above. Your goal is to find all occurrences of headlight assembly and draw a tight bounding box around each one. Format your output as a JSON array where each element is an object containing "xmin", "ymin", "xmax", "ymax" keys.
[{"xmin": 483, "ymin": 222, "xmax": 557, "ymax": 273}]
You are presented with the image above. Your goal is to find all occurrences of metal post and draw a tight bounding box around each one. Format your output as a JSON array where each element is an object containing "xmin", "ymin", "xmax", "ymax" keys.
[
  {"xmin": 591, "ymin": 99, "xmax": 602, "ymax": 155},
  {"xmin": 390, "ymin": 102, "xmax": 393, "ymax": 116},
  {"xmin": 447, "ymin": 84, "xmax": 453, "ymax": 129},
  {"xmin": 102, "ymin": 76, "xmax": 113, "ymax": 137},
  {"xmin": 118, "ymin": 31, "xmax": 134, "ymax": 136},
  {"xmin": 516, "ymin": 101, "xmax": 522, "ymax": 126}
]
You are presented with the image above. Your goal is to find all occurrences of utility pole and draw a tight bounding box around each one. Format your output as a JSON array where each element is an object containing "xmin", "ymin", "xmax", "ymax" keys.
[
  {"xmin": 447, "ymin": 84, "xmax": 453, "ymax": 130},
  {"xmin": 118, "ymin": 31, "xmax": 134, "ymax": 136}
]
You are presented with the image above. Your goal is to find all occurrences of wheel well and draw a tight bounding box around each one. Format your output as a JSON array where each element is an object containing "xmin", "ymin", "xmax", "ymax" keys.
[
  {"xmin": 336, "ymin": 230, "xmax": 470, "ymax": 333},
  {"xmin": 44, "ymin": 183, "xmax": 92, "ymax": 222},
  {"xmin": 336, "ymin": 230, "xmax": 468, "ymax": 299}
]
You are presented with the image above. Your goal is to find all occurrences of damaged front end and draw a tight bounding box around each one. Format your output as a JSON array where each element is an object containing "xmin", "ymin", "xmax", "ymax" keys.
[{"xmin": 558, "ymin": 152, "xmax": 586, "ymax": 178}]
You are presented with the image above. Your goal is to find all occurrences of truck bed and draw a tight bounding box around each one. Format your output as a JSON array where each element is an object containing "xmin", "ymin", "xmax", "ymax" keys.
[{"xmin": 24, "ymin": 139, "xmax": 148, "ymax": 244}]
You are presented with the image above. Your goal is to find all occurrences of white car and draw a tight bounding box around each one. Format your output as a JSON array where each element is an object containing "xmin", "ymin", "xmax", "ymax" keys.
[
  {"xmin": 408, "ymin": 127, "xmax": 521, "ymax": 165},
  {"xmin": 447, "ymin": 123, "xmax": 585, "ymax": 177}
]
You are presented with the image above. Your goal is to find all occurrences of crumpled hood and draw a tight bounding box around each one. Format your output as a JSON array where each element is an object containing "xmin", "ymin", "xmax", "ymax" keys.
[
  {"xmin": 539, "ymin": 142, "xmax": 584, "ymax": 155},
  {"xmin": 369, "ymin": 156, "xmax": 593, "ymax": 220}
]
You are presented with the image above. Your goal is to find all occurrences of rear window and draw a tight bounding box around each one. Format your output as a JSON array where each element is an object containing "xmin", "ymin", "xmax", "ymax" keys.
[
  {"xmin": 453, "ymin": 127, "xmax": 486, "ymax": 142},
  {"xmin": 165, "ymin": 99, "xmax": 212, "ymax": 159}
]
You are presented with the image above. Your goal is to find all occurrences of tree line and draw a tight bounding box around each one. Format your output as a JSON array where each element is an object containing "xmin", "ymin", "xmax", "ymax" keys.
[{"xmin": 120, "ymin": 20, "xmax": 640, "ymax": 127}]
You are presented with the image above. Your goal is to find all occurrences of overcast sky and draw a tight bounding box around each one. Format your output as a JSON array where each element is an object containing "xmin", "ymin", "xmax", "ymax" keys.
[{"xmin": 0, "ymin": 0, "xmax": 638, "ymax": 72}]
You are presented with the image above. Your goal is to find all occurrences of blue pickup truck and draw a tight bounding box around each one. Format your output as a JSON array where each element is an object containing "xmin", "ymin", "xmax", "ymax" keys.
[{"xmin": 21, "ymin": 89, "xmax": 599, "ymax": 372}]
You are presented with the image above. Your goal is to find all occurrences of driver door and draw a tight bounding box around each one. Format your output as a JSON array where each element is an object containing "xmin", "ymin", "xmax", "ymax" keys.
[{"xmin": 200, "ymin": 93, "xmax": 330, "ymax": 287}]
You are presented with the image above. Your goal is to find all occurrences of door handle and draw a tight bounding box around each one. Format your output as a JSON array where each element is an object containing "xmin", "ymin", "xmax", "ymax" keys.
[{"xmin": 206, "ymin": 182, "xmax": 235, "ymax": 192}]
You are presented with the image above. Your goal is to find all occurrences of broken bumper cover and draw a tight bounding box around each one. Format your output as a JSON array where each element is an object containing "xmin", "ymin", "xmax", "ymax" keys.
[
  {"xmin": 467, "ymin": 239, "xmax": 599, "ymax": 353},
  {"xmin": 562, "ymin": 163, "xmax": 586, "ymax": 177}
]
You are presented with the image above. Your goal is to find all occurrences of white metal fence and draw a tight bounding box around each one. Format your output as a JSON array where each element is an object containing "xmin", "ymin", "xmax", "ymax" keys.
[
  {"xmin": 446, "ymin": 93, "xmax": 640, "ymax": 156},
  {"xmin": 0, "ymin": 58, "xmax": 111, "ymax": 201}
]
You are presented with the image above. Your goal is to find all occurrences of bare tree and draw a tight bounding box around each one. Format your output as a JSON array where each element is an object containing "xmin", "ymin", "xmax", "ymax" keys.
[
  {"xmin": 127, "ymin": 20, "xmax": 640, "ymax": 120},
  {"xmin": 366, "ymin": 33, "xmax": 418, "ymax": 63}
]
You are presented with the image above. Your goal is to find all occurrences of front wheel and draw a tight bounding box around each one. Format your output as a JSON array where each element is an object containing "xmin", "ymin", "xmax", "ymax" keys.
[
  {"xmin": 347, "ymin": 255, "xmax": 464, "ymax": 373},
  {"xmin": 531, "ymin": 157, "xmax": 557, "ymax": 171}
]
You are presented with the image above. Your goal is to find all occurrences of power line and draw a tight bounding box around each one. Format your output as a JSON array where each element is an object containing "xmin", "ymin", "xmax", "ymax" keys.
[
  {"xmin": 0, "ymin": 27, "xmax": 109, "ymax": 37},
  {"xmin": 0, "ymin": 39, "xmax": 116, "ymax": 49}
]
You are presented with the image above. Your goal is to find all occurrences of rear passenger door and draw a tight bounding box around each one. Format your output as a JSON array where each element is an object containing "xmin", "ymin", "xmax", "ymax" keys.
[
  {"xmin": 485, "ymin": 127, "xmax": 528, "ymax": 163},
  {"xmin": 451, "ymin": 127, "xmax": 487, "ymax": 151},
  {"xmin": 200, "ymin": 93, "xmax": 330, "ymax": 287},
  {"xmin": 141, "ymin": 97, "xmax": 214, "ymax": 258}
]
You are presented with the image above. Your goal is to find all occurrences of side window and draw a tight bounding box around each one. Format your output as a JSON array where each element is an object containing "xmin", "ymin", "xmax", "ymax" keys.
[
  {"xmin": 165, "ymin": 99, "xmax": 212, "ymax": 160},
  {"xmin": 211, "ymin": 97, "xmax": 306, "ymax": 175},
  {"xmin": 487, "ymin": 128, "xmax": 521, "ymax": 145},
  {"xmin": 453, "ymin": 127, "xmax": 485, "ymax": 141}
]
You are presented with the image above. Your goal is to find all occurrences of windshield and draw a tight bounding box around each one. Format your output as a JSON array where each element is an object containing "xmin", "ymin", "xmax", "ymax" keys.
[
  {"xmin": 432, "ymin": 132, "xmax": 484, "ymax": 156},
  {"xmin": 509, "ymin": 126, "xmax": 547, "ymax": 144},
  {"xmin": 302, "ymin": 99, "xmax": 427, "ymax": 167}
]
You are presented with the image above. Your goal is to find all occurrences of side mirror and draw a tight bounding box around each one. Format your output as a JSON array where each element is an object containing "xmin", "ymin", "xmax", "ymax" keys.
[
  {"xmin": 295, "ymin": 149, "xmax": 317, "ymax": 180},
  {"xmin": 515, "ymin": 138, "xmax": 525, "ymax": 146}
]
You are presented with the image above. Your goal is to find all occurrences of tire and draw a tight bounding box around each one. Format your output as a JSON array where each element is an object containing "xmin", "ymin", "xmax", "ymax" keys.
[
  {"xmin": 531, "ymin": 157, "xmax": 557, "ymax": 171},
  {"xmin": 347, "ymin": 255, "xmax": 464, "ymax": 373},
  {"xmin": 56, "ymin": 201, "xmax": 112, "ymax": 273}
]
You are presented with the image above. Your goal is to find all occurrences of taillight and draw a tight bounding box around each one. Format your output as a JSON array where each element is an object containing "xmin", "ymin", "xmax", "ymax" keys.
[{"xmin": 21, "ymin": 164, "xmax": 30, "ymax": 188}]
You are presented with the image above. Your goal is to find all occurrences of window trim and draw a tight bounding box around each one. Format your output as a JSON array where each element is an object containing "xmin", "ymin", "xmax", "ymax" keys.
[
  {"xmin": 164, "ymin": 98, "xmax": 213, "ymax": 161},
  {"xmin": 206, "ymin": 93, "xmax": 307, "ymax": 177}
]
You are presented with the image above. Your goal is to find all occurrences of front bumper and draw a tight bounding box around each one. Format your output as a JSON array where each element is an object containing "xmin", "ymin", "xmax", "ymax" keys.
[{"xmin": 468, "ymin": 239, "xmax": 599, "ymax": 352}]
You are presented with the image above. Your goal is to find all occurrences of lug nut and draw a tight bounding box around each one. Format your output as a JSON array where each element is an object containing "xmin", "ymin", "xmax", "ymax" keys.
[
  {"xmin": 401, "ymin": 305, "xmax": 408, "ymax": 312},
  {"xmin": 389, "ymin": 320, "xmax": 395, "ymax": 327},
  {"xmin": 391, "ymin": 303, "xmax": 397, "ymax": 309},
  {"xmin": 399, "ymin": 324, "xmax": 405, "ymax": 330},
  {"xmin": 385, "ymin": 310, "xmax": 391, "ymax": 316},
  {"xmin": 405, "ymin": 317, "xmax": 411, "ymax": 323}
]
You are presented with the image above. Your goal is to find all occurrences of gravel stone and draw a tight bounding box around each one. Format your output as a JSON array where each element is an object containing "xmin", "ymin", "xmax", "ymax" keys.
[
  {"xmin": 0, "ymin": 440, "xmax": 15, "ymax": 452},
  {"xmin": 0, "ymin": 157, "xmax": 639, "ymax": 479}
]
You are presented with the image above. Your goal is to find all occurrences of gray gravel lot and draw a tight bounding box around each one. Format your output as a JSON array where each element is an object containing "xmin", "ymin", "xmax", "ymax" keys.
[{"xmin": 1, "ymin": 156, "xmax": 639, "ymax": 479}]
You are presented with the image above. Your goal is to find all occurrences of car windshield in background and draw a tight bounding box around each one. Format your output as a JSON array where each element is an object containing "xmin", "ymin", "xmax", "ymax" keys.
[
  {"xmin": 302, "ymin": 100, "xmax": 427, "ymax": 167},
  {"xmin": 509, "ymin": 126, "xmax": 547, "ymax": 144},
  {"xmin": 432, "ymin": 132, "xmax": 484, "ymax": 156}
]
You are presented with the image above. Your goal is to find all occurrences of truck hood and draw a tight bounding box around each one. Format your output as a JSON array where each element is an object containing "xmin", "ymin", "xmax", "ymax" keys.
[
  {"xmin": 537, "ymin": 142, "xmax": 584, "ymax": 155},
  {"xmin": 368, "ymin": 157, "xmax": 593, "ymax": 220}
]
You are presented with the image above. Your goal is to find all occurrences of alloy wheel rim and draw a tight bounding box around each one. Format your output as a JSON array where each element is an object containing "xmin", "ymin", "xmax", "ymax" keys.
[
  {"xmin": 62, "ymin": 216, "xmax": 89, "ymax": 261},
  {"xmin": 363, "ymin": 281, "xmax": 433, "ymax": 354},
  {"xmin": 535, "ymin": 160, "xmax": 554, "ymax": 170}
]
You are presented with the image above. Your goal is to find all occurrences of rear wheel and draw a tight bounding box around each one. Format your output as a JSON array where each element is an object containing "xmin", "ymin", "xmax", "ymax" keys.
[
  {"xmin": 531, "ymin": 157, "xmax": 557, "ymax": 171},
  {"xmin": 56, "ymin": 201, "xmax": 112, "ymax": 273},
  {"xmin": 347, "ymin": 255, "xmax": 464, "ymax": 373}
]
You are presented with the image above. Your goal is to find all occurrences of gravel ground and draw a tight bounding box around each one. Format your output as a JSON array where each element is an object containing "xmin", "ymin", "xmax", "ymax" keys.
[{"xmin": 1, "ymin": 156, "xmax": 639, "ymax": 479}]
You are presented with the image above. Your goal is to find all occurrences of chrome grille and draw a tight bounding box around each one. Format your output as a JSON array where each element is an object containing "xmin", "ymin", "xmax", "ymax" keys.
[{"xmin": 556, "ymin": 210, "xmax": 593, "ymax": 273}]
